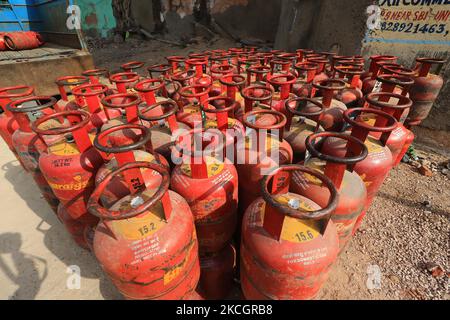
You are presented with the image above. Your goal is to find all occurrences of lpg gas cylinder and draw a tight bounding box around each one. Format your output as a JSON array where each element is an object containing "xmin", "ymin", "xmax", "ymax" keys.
[
  {"xmin": 364, "ymin": 92, "xmax": 414, "ymax": 167},
  {"xmin": 82, "ymin": 68, "xmax": 112, "ymax": 88},
  {"xmin": 209, "ymin": 64, "xmax": 235, "ymax": 96},
  {"xmin": 0, "ymin": 85, "xmax": 35, "ymax": 163},
  {"xmin": 246, "ymin": 65, "xmax": 271, "ymax": 86},
  {"xmin": 55, "ymin": 76, "xmax": 89, "ymax": 110},
  {"xmin": 241, "ymin": 164, "xmax": 339, "ymax": 300},
  {"xmin": 309, "ymin": 79, "xmax": 348, "ymax": 131},
  {"xmin": 147, "ymin": 63, "xmax": 172, "ymax": 80},
  {"xmin": 121, "ymin": 61, "xmax": 145, "ymax": 75},
  {"xmin": 268, "ymin": 73, "xmax": 297, "ymax": 116},
  {"xmin": 71, "ymin": 83, "xmax": 120, "ymax": 129},
  {"xmin": 283, "ymin": 97, "xmax": 324, "ymax": 162},
  {"xmin": 321, "ymin": 108, "xmax": 397, "ymax": 232},
  {"xmin": 199, "ymin": 244, "xmax": 235, "ymax": 300},
  {"xmin": 8, "ymin": 96, "xmax": 61, "ymax": 212},
  {"xmin": 334, "ymin": 65, "xmax": 364, "ymax": 108},
  {"xmin": 406, "ymin": 57, "xmax": 446, "ymax": 128},
  {"xmin": 94, "ymin": 124, "xmax": 169, "ymax": 208},
  {"xmin": 32, "ymin": 110, "xmax": 103, "ymax": 223},
  {"xmin": 88, "ymin": 162, "xmax": 200, "ymax": 300},
  {"xmin": 100, "ymin": 93, "xmax": 142, "ymax": 132},
  {"xmin": 138, "ymin": 100, "xmax": 190, "ymax": 165},
  {"xmin": 166, "ymin": 56, "xmax": 186, "ymax": 73},
  {"xmin": 134, "ymin": 78, "xmax": 170, "ymax": 117},
  {"xmin": 109, "ymin": 72, "xmax": 140, "ymax": 94},
  {"xmin": 200, "ymin": 96, "xmax": 245, "ymax": 162},
  {"xmin": 240, "ymin": 85, "xmax": 274, "ymax": 114},
  {"xmin": 361, "ymin": 55, "xmax": 397, "ymax": 82},
  {"xmin": 171, "ymin": 129, "xmax": 238, "ymax": 253},
  {"xmin": 237, "ymin": 109, "xmax": 293, "ymax": 214},
  {"xmin": 186, "ymin": 58, "xmax": 211, "ymax": 87},
  {"xmin": 306, "ymin": 56, "xmax": 329, "ymax": 83},
  {"xmin": 177, "ymin": 84, "xmax": 210, "ymax": 127},
  {"xmin": 292, "ymin": 132, "xmax": 368, "ymax": 249},
  {"xmin": 292, "ymin": 62, "xmax": 319, "ymax": 97},
  {"xmin": 219, "ymin": 74, "xmax": 246, "ymax": 109}
]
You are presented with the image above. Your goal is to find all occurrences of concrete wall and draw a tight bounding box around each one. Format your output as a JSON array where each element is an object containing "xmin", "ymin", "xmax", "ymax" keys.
[{"xmin": 130, "ymin": 0, "xmax": 281, "ymax": 42}]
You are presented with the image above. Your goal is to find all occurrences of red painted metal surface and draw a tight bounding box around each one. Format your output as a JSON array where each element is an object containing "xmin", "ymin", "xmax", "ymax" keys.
[
  {"xmin": 100, "ymin": 93, "xmax": 142, "ymax": 132},
  {"xmin": 268, "ymin": 74, "xmax": 297, "ymax": 116},
  {"xmin": 309, "ymin": 79, "xmax": 347, "ymax": 132},
  {"xmin": 365, "ymin": 92, "xmax": 414, "ymax": 167},
  {"xmin": 199, "ymin": 244, "xmax": 235, "ymax": 300},
  {"xmin": 3, "ymin": 31, "xmax": 44, "ymax": 50},
  {"xmin": 88, "ymin": 162, "xmax": 199, "ymax": 300},
  {"xmin": 292, "ymin": 132, "xmax": 368, "ymax": 250},
  {"xmin": 121, "ymin": 61, "xmax": 145, "ymax": 74},
  {"xmin": 8, "ymin": 96, "xmax": 60, "ymax": 212},
  {"xmin": 177, "ymin": 84, "xmax": 210, "ymax": 127},
  {"xmin": 284, "ymin": 97, "xmax": 324, "ymax": 162},
  {"xmin": 32, "ymin": 110, "xmax": 103, "ymax": 225},
  {"xmin": 55, "ymin": 76, "xmax": 90, "ymax": 110},
  {"xmin": 240, "ymin": 85, "xmax": 274, "ymax": 114},
  {"xmin": 109, "ymin": 72, "xmax": 140, "ymax": 94},
  {"xmin": 0, "ymin": 85, "xmax": 35, "ymax": 163},
  {"xmin": 94, "ymin": 124, "xmax": 169, "ymax": 207},
  {"xmin": 292, "ymin": 62, "xmax": 319, "ymax": 97},
  {"xmin": 334, "ymin": 65, "xmax": 364, "ymax": 108},
  {"xmin": 406, "ymin": 58, "xmax": 446, "ymax": 128},
  {"xmin": 171, "ymin": 128, "xmax": 238, "ymax": 254},
  {"xmin": 237, "ymin": 109, "xmax": 293, "ymax": 215},
  {"xmin": 321, "ymin": 108, "xmax": 397, "ymax": 232},
  {"xmin": 241, "ymin": 164, "xmax": 339, "ymax": 300}
]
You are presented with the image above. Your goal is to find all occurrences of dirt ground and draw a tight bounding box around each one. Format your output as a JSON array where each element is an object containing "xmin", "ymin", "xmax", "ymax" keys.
[{"xmin": 0, "ymin": 37, "xmax": 449, "ymax": 300}]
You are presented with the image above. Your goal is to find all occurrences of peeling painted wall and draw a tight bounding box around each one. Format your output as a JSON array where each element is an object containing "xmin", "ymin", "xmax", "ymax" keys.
[{"xmin": 75, "ymin": 0, "xmax": 117, "ymax": 38}]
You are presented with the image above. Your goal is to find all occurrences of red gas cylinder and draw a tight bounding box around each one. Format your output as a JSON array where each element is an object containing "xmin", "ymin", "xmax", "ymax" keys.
[
  {"xmin": 199, "ymin": 244, "xmax": 235, "ymax": 300},
  {"xmin": 138, "ymin": 100, "xmax": 190, "ymax": 165},
  {"xmin": 177, "ymin": 84, "xmax": 210, "ymax": 127},
  {"xmin": 171, "ymin": 69, "xmax": 197, "ymax": 89},
  {"xmin": 309, "ymin": 79, "xmax": 348, "ymax": 131},
  {"xmin": 71, "ymin": 83, "xmax": 119, "ymax": 129},
  {"xmin": 292, "ymin": 132, "xmax": 368, "ymax": 250},
  {"xmin": 236, "ymin": 56, "xmax": 260, "ymax": 75},
  {"xmin": 55, "ymin": 76, "xmax": 89, "ymax": 110},
  {"xmin": 82, "ymin": 68, "xmax": 111, "ymax": 87},
  {"xmin": 241, "ymin": 164, "xmax": 339, "ymax": 300},
  {"xmin": 334, "ymin": 65, "xmax": 364, "ymax": 108},
  {"xmin": 362, "ymin": 55, "xmax": 397, "ymax": 81},
  {"xmin": 292, "ymin": 62, "xmax": 319, "ymax": 97},
  {"xmin": 246, "ymin": 65, "xmax": 271, "ymax": 86},
  {"xmin": 283, "ymin": 97, "xmax": 324, "ymax": 162},
  {"xmin": 109, "ymin": 72, "xmax": 140, "ymax": 94},
  {"xmin": 134, "ymin": 78, "xmax": 169, "ymax": 115},
  {"xmin": 0, "ymin": 85, "xmax": 34, "ymax": 162},
  {"xmin": 171, "ymin": 129, "xmax": 238, "ymax": 253},
  {"xmin": 373, "ymin": 74, "xmax": 414, "ymax": 97},
  {"xmin": 267, "ymin": 58, "xmax": 292, "ymax": 80},
  {"xmin": 296, "ymin": 49, "xmax": 314, "ymax": 62},
  {"xmin": 237, "ymin": 109, "xmax": 293, "ymax": 214},
  {"xmin": 219, "ymin": 73, "xmax": 246, "ymax": 109},
  {"xmin": 166, "ymin": 55, "xmax": 186, "ymax": 74},
  {"xmin": 88, "ymin": 162, "xmax": 200, "ymax": 300},
  {"xmin": 209, "ymin": 65, "xmax": 235, "ymax": 96},
  {"xmin": 254, "ymin": 52, "xmax": 273, "ymax": 66},
  {"xmin": 0, "ymin": 33, "xmax": 6, "ymax": 51},
  {"xmin": 147, "ymin": 63, "xmax": 172, "ymax": 79},
  {"xmin": 100, "ymin": 93, "xmax": 142, "ymax": 132},
  {"xmin": 240, "ymin": 85, "xmax": 274, "ymax": 114},
  {"xmin": 306, "ymin": 56, "xmax": 329, "ymax": 83},
  {"xmin": 32, "ymin": 110, "xmax": 103, "ymax": 226},
  {"xmin": 8, "ymin": 96, "xmax": 61, "ymax": 212},
  {"xmin": 121, "ymin": 61, "xmax": 145, "ymax": 75},
  {"xmin": 321, "ymin": 108, "xmax": 397, "ymax": 232},
  {"xmin": 3, "ymin": 31, "xmax": 43, "ymax": 50},
  {"xmin": 406, "ymin": 57, "xmax": 446, "ymax": 128},
  {"xmin": 200, "ymin": 96, "xmax": 245, "ymax": 163},
  {"xmin": 362, "ymin": 56, "xmax": 398, "ymax": 94},
  {"xmin": 268, "ymin": 73, "xmax": 297, "ymax": 115},
  {"xmin": 186, "ymin": 58, "xmax": 211, "ymax": 86},
  {"xmin": 364, "ymin": 92, "xmax": 414, "ymax": 167},
  {"xmin": 94, "ymin": 124, "xmax": 169, "ymax": 207}
]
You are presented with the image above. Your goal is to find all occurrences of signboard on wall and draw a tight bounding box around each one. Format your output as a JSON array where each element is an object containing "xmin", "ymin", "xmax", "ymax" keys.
[{"xmin": 363, "ymin": 0, "xmax": 450, "ymax": 62}]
